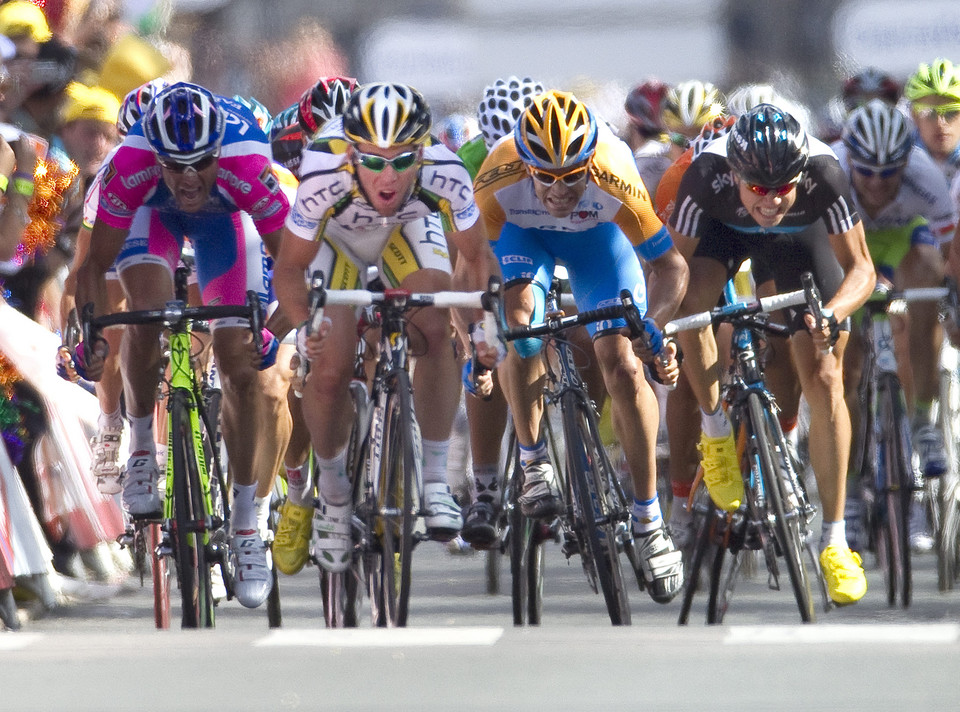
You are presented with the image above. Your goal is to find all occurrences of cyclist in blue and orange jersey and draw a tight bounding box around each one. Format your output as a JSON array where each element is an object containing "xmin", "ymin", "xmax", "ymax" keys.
[
  {"xmin": 266, "ymin": 75, "xmax": 358, "ymax": 577},
  {"xmin": 635, "ymin": 80, "xmax": 725, "ymax": 199},
  {"xmin": 74, "ymin": 82, "xmax": 290, "ymax": 609},
  {"xmin": 59, "ymin": 78, "xmax": 168, "ymax": 495},
  {"xmin": 834, "ymin": 99, "xmax": 956, "ymax": 551},
  {"xmin": 272, "ymin": 83, "xmax": 502, "ymax": 574},
  {"xmin": 473, "ymin": 89, "xmax": 688, "ymax": 603},
  {"xmin": 269, "ymin": 76, "xmax": 356, "ymax": 178},
  {"xmin": 905, "ymin": 59, "xmax": 960, "ymax": 187},
  {"xmin": 668, "ymin": 103, "xmax": 874, "ymax": 604}
]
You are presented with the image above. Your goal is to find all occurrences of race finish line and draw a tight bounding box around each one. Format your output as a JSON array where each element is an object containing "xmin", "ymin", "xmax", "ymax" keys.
[
  {"xmin": 254, "ymin": 627, "xmax": 505, "ymax": 648},
  {"xmin": 724, "ymin": 624, "xmax": 960, "ymax": 645}
]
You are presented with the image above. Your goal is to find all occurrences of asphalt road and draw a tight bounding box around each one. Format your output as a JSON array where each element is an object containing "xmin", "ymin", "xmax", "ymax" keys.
[{"xmin": 2, "ymin": 535, "xmax": 959, "ymax": 711}]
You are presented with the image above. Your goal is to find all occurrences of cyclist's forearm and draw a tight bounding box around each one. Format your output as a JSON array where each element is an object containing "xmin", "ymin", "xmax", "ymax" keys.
[{"xmin": 645, "ymin": 247, "xmax": 689, "ymax": 328}]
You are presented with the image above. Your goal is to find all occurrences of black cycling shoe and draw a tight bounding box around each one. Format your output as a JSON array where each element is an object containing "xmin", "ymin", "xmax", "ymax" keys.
[{"xmin": 461, "ymin": 499, "xmax": 499, "ymax": 550}]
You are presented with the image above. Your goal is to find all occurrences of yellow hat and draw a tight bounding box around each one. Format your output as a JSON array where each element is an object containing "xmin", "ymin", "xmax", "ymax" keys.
[
  {"xmin": 0, "ymin": 1, "xmax": 52, "ymax": 43},
  {"xmin": 96, "ymin": 34, "xmax": 171, "ymax": 101},
  {"xmin": 63, "ymin": 82, "xmax": 121, "ymax": 125}
]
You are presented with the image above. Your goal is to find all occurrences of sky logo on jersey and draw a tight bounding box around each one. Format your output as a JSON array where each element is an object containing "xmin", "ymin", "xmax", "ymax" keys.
[{"xmin": 711, "ymin": 172, "xmax": 735, "ymax": 193}]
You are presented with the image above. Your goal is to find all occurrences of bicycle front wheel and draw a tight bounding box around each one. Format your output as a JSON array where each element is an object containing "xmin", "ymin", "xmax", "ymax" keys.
[
  {"xmin": 747, "ymin": 392, "xmax": 815, "ymax": 622},
  {"xmin": 876, "ymin": 374, "xmax": 912, "ymax": 608},
  {"xmin": 373, "ymin": 372, "xmax": 420, "ymax": 627},
  {"xmin": 170, "ymin": 390, "xmax": 215, "ymax": 628},
  {"xmin": 562, "ymin": 390, "xmax": 631, "ymax": 626}
]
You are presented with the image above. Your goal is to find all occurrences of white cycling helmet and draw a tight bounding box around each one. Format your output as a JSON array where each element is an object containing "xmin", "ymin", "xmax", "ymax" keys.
[
  {"xmin": 477, "ymin": 76, "xmax": 545, "ymax": 150},
  {"xmin": 342, "ymin": 82, "xmax": 431, "ymax": 148},
  {"xmin": 117, "ymin": 78, "xmax": 170, "ymax": 136},
  {"xmin": 842, "ymin": 98, "xmax": 912, "ymax": 167},
  {"xmin": 662, "ymin": 80, "xmax": 725, "ymax": 136}
]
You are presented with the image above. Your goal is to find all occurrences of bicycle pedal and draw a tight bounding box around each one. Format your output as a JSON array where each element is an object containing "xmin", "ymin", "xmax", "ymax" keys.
[
  {"xmin": 116, "ymin": 528, "xmax": 136, "ymax": 548},
  {"xmin": 561, "ymin": 531, "xmax": 580, "ymax": 558}
]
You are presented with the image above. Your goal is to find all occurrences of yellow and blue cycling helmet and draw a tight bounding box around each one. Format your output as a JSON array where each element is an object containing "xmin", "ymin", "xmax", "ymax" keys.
[{"xmin": 514, "ymin": 90, "xmax": 598, "ymax": 169}]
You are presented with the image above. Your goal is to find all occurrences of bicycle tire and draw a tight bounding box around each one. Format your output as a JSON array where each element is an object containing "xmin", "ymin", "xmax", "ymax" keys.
[
  {"xmin": 374, "ymin": 372, "xmax": 420, "ymax": 627},
  {"xmin": 504, "ymin": 435, "xmax": 545, "ymax": 626},
  {"xmin": 561, "ymin": 390, "xmax": 631, "ymax": 626},
  {"xmin": 321, "ymin": 382, "xmax": 367, "ymax": 628},
  {"xmin": 170, "ymin": 390, "xmax": 215, "ymax": 628},
  {"xmin": 747, "ymin": 392, "xmax": 815, "ymax": 622},
  {"xmin": 937, "ymin": 363, "xmax": 960, "ymax": 591},
  {"xmin": 148, "ymin": 522, "xmax": 170, "ymax": 629},
  {"xmin": 876, "ymin": 373, "xmax": 912, "ymax": 608},
  {"xmin": 677, "ymin": 494, "xmax": 712, "ymax": 625}
]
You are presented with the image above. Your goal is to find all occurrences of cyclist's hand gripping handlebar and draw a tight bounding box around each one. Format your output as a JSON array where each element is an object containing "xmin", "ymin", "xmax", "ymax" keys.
[{"xmin": 619, "ymin": 289, "xmax": 681, "ymax": 389}]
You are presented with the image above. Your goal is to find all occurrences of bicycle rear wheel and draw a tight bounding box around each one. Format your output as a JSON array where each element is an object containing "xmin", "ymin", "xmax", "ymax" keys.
[
  {"xmin": 747, "ymin": 392, "xmax": 815, "ymax": 622},
  {"xmin": 148, "ymin": 522, "xmax": 171, "ymax": 629},
  {"xmin": 373, "ymin": 372, "xmax": 420, "ymax": 627},
  {"xmin": 562, "ymin": 390, "xmax": 631, "ymax": 626},
  {"xmin": 170, "ymin": 390, "xmax": 215, "ymax": 628},
  {"xmin": 678, "ymin": 490, "xmax": 713, "ymax": 625},
  {"xmin": 937, "ymin": 359, "xmax": 960, "ymax": 591},
  {"xmin": 876, "ymin": 374, "xmax": 912, "ymax": 608}
]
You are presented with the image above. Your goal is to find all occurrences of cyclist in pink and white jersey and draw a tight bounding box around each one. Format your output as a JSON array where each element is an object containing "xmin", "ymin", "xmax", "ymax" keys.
[{"xmin": 74, "ymin": 82, "xmax": 289, "ymax": 609}]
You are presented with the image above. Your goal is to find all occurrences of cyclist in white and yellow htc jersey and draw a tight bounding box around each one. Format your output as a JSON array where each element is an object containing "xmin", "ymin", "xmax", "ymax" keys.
[
  {"xmin": 273, "ymin": 83, "xmax": 501, "ymax": 574},
  {"xmin": 473, "ymin": 90, "xmax": 688, "ymax": 603}
]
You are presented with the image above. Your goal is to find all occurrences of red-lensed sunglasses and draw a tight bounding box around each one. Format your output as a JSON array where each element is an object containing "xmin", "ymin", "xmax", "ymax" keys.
[{"xmin": 744, "ymin": 179, "xmax": 799, "ymax": 198}]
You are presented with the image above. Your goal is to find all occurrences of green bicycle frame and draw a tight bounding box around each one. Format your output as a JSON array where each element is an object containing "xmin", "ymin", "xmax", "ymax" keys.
[{"xmin": 163, "ymin": 327, "xmax": 215, "ymax": 525}]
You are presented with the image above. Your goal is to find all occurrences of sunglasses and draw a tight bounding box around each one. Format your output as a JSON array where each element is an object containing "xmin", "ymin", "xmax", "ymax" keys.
[
  {"xmin": 851, "ymin": 163, "xmax": 902, "ymax": 179},
  {"xmin": 744, "ymin": 178, "xmax": 799, "ymax": 197},
  {"xmin": 158, "ymin": 153, "xmax": 218, "ymax": 173},
  {"xmin": 913, "ymin": 103, "xmax": 960, "ymax": 122},
  {"xmin": 528, "ymin": 164, "xmax": 590, "ymax": 187},
  {"xmin": 353, "ymin": 149, "xmax": 420, "ymax": 173}
]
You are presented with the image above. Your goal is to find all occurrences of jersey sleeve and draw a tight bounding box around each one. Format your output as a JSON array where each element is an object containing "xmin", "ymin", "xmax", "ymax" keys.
[
  {"xmin": 473, "ymin": 140, "xmax": 523, "ymax": 241},
  {"xmin": 591, "ymin": 135, "xmax": 666, "ymax": 248},
  {"xmin": 95, "ymin": 141, "xmax": 161, "ymax": 230}
]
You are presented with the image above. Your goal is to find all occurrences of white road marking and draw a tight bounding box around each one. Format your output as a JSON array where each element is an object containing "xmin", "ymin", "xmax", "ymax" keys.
[
  {"xmin": 0, "ymin": 633, "xmax": 43, "ymax": 651},
  {"xmin": 724, "ymin": 624, "xmax": 960, "ymax": 645},
  {"xmin": 254, "ymin": 627, "xmax": 504, "ymax": 648}
]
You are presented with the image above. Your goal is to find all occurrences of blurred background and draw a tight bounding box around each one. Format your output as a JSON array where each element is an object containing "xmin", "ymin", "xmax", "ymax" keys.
[{"xmin": 154, "ymin": 0, "xmax": 960, "ymax": 132}]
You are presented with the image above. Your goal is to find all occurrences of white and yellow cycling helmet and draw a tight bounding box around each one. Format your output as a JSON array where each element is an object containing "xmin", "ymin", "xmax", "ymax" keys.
[{"xmin": 342, "ymin": 82, "xmax": 431, "ymax": 148}]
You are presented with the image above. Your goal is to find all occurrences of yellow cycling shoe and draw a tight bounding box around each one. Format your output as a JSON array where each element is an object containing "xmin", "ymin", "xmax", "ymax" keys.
[
  {"xmin": 820, "ymin": 545, "xmax": 867, "ymax": 604},
  {"xmin": 697, "ymin": 432, "xmax": 744, "ymax": 512},
  {"xmin": 272, "ymin": 499, "xmax": 313, "ymax": 575}
]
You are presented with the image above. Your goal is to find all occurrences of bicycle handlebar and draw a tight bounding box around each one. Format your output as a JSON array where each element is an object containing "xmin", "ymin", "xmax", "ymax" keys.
[{"xmin": 663, "ymin": 289, "xmax": 807, "ymax": 336}]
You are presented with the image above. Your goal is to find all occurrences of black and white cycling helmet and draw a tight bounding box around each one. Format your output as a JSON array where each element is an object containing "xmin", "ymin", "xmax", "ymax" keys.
[
  {"xmin": 142, "ymin": 82, "xmax": 225, "ymax": 163},
  {"xmin": 842, "ymin": 98, "xmax": 912, "ymax": 167},
  {"xmin": 477, "ymin": 76, "xmax": 545, "ymax": 150},
  {"xmin": 342, "ymin": 82, "xmax": 431, "ymax": 148},
  {"xmin": 117, "ymin": 78, "xmax": 169, "ymax": 136},
  {"xmin": 726, "ymin": 104, "xmax": 808, "ymax": 186}
]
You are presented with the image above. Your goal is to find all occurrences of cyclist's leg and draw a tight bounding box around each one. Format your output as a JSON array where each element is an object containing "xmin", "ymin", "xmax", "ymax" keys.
[
  {"xmin": 674, "ymin": 228, "xmax": 742, "ymax": 512},
  {"xmin": 772, "ymin": 227, "xmax": 866, "ymax": 604},
  {"xmin": 192, "ymin": 213, "xmax": 281, "ymax": 607},
  {"xmin": 115, "ymin": 207, "xmax": 178, "ymax": 516},
  {"xmin": 490, "ymin": 223, "xmax": 560, "ymax": 518},
  {"xmin": 558, "ymin": 222, "xmax": 682, "ymax": 601},
  {"xmin": 385, "ymin": 216, "xmax": 463, "ymax": 538}
]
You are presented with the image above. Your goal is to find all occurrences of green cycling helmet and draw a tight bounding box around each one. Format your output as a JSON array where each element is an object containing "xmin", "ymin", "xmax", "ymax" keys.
[{"xmin": 904, "ymin": 58, "xmax": 960, "ymax": 102}]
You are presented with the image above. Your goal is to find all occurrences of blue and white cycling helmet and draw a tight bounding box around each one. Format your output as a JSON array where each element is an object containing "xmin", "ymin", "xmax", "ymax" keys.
[
  {"xmin": 117, "ymin": 78, "xmax": 169, "ymax": 136},
  {"xmin": 143, "ymin": 82, "xmax": 225, "ymax": 163},
  {"xmin": 232, "ymin": 94, "xmax": 272, "ymax": 131}
]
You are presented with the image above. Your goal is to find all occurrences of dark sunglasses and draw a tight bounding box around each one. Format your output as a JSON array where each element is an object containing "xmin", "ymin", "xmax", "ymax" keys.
[
  {"xmin": 744, "ymin": 179, "xmax": 799, "ymax": 197},
  {"xmin": 158, "ymin": 153, "xmax": 218, "ymax": 173},
  {"xmin": 529, "ymin": 164, "xmax": 590, "ymax": 187},
  {"xmin": 852, "ymin": 163, "xmax": 903, "ymax": 179},
  {"xmin": 353, "ymin": 149, "xmax": 420, "ymax": 173}
]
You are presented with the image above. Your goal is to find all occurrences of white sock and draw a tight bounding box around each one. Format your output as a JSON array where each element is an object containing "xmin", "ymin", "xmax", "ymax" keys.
[
  {"xmin": 700, "ymin": 407, "xmax": 731, "ymax": 439},
  {"xmin": 422, "ymin": 438, "xmax": 450, "ymax": 486},
  {"xmin": 472, "ymin": 463, "xmax": 500, "ymax": 502},
  {"xmin": 519, "ymin": 439, "xmax": 549, "ymax": 470},
  {"xmin": 632, "ymin": 495, "xmax": 663, "ymax": 535},
  {"xmin": 285, "ymin": 464, "xmax": 312, "ymax": 507},
  {"xmin": 128, "ymin": 414, "xmax": 156, "ymax": 455},
  {"xmin": 99, "ymin": 408, "xmax": 123, "ymax": 431},
  {"xmin": 231, "ymin": 482, "xmax": 258, "ymax": 533},
  {"xmin": 255, "ymin": 495, "xmax": 271, "ymax": 537},
  {"xmin": 820, "ymin": 519, "xmax": 847, "ymax": 550},
  {"xmin": 317, "ymin": 449, "xmax": 351, "ymax": 506}
]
